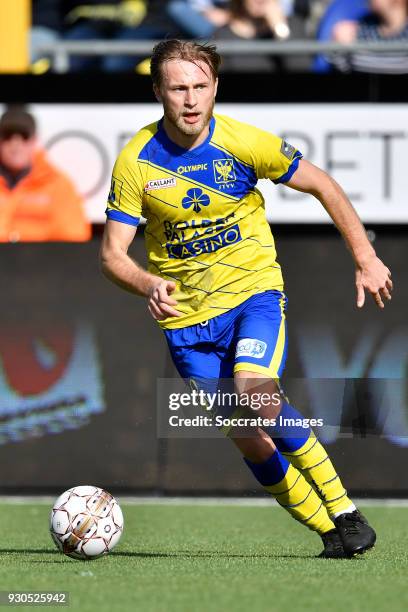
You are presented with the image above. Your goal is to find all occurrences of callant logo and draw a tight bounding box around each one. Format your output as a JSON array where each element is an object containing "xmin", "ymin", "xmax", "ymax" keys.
[{"xmin": 145, "ymin": 177, "xmax": 177, "ymax": 192}]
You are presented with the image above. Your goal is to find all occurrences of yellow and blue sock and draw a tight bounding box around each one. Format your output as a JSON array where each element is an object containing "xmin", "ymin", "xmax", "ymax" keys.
[
  {"xmin": 244, "ymin": 449, "xmax": 335, "ymax": 535},
  {"xmin": 270, "ymin": 402, "xmax": 355, "ymax": 518}
]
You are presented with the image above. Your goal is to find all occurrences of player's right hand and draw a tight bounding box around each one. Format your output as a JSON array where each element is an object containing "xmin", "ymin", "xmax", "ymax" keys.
[{"xmin": 147, "ymin": 280, "xmax": 182, "ymax": 320}]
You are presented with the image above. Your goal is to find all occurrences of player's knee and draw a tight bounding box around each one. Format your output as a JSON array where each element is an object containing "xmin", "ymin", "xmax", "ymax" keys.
[
  {"xmin": 232, "ymin": 429, "xmax": 276, "ymax": 463},
  {"xmin": 234, "ymin": 374, "xmax": 282, "ymax": 415}
]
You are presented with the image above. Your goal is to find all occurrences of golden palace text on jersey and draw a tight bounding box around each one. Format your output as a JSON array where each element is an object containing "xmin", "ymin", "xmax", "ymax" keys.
[{"xmin": 106, "ymin": 114, "xmax": 302, "ymax": 329}]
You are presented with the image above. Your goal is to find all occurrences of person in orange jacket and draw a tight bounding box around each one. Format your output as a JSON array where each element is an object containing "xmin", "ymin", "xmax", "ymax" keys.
[{"xmin": 0, "ymin": 107, "xmax": 91, "ymax": 242}]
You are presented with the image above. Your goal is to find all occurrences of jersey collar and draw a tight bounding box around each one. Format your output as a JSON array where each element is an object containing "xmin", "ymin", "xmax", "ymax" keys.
[{"xmin": 157, "ymin": 116, "xmax": 215, "ymax": 159}]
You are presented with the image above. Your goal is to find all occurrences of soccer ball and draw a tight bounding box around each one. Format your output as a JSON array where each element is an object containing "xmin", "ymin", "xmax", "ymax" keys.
[{"xmin": 50, "ymin": 485, "xmax": 124, "ymax": 560}]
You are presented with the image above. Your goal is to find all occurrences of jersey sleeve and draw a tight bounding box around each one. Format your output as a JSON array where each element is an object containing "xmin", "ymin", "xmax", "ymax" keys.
[
  {"xmin": 105, "ymin": 146, "xmax": 144, "ymax": 226},
  {"xmin": 248, "ymin": 128, "xmax": 303, "ymax": 184}
]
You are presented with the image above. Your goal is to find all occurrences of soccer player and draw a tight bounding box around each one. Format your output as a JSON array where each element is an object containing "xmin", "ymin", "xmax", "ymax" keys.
[{"xmin": 100, "ymin": 40, "xmax": 393, "ymax": 558}]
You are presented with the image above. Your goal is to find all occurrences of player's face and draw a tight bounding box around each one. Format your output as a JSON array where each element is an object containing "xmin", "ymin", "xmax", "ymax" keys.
[
  {"xmin": 0, "ymin": 134, "xmax": 36, "ymax": 172},
  {"xmin": 154, "ymin": 59, "xmax": 218, "ymax": 147}
]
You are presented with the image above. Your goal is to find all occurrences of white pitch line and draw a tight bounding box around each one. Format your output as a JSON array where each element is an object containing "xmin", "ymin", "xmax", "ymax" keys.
[{"xmin": 0, "ymin": 495, "xmax": 408, "ymax": 507}]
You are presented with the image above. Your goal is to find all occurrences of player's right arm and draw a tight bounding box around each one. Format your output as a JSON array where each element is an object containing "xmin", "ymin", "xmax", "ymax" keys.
[{"xmin": 100, "ymin": 219, "xmax": 181, "ymax": 320}]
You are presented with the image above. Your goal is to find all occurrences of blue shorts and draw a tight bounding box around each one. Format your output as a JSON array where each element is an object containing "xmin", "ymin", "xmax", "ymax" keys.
[{"xmin": 164, "ymin": 290, "xmax": 288, "ymax": 382}]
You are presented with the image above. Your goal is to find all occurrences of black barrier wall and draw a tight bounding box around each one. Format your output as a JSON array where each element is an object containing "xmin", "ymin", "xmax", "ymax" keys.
[
  {"xmin": 1, "ymin": 73, "xmax": 408, "ymax": 103},
  {"xmin": 1, "ymin": 231, "xmax": 407, "ymax": 495}
]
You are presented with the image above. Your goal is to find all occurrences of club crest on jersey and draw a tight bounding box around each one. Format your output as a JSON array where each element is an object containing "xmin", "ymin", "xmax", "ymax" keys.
[
  {"xmin": 145, "ymin": 177, "xmax": 177, "ymax": 192},
  {"xmin": 182, "ymin": 188, "xmax": 210, "ymax": 213},
  {"xmin": 213, "ymin": 158, "xmax": 236, "ymax": 184}
]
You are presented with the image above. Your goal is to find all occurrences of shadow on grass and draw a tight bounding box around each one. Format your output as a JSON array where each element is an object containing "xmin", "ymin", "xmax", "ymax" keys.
[
  {"xmin": 0, "ymin": 549, "xmax": 59, "ymax": 554},
  {"xmin": 0, "ymin": 547, "xmax": 317, "ymax": 560},
  {"xmin": 0, "ymin": 548, "xmax": 360, "ymax": 561},
  {"xmin": 112, "ymin": 550, "xmax": 319, "ymax": 560},
  {"xmin": 0, "ymin": 548, "xmax": 72, "ymax": 564}
]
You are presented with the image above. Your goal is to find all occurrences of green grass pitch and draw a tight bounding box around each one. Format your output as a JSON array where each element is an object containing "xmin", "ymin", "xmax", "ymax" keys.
[{"xmin": 0, "ymin": 503, "xmax": 407, "ymax": 612}]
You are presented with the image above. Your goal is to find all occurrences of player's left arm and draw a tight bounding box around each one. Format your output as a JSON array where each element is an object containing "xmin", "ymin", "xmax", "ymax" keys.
[{"xmin": 284, "ymin": 158, "xmax": 393, "ymax": 309}]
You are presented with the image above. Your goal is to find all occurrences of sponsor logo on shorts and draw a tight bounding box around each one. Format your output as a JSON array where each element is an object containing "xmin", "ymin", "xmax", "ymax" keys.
[
  {"xmin": 236, "ymin": 339, "xmax": 267, "ymax": 359},
  {"xmin": 145, "ymin": 177, "xmax": 177, "ymax": 192},
  {"xmin": 166, "ymin": 223, "xmax": 242, "ymax": 259}
]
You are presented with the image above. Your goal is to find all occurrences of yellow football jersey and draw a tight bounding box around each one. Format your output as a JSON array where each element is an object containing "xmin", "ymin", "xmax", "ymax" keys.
[{"xmin": 106, "ymin": 114, "xmax": 302, "ymax": 329}]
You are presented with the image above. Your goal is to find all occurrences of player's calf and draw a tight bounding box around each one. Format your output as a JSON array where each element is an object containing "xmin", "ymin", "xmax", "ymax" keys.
[{"xmin": 232, "ymin": 431, "xmax": 337, "ymax": 539}]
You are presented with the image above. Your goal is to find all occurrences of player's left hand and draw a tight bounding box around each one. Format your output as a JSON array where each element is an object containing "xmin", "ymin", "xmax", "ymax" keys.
[{"xmin": 355, "ymin": 256, "xmax": 393, "ymax": 309}]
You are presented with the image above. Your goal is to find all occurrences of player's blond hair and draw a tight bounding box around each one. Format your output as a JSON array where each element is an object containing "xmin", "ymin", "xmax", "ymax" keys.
[{"xmin": 150, "ymin": 40, "xmax": 221, "ymax": 87}]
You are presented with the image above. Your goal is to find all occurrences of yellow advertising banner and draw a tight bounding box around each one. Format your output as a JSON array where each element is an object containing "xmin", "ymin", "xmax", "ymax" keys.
[{"xmin": 0, "ymin": 0, "xmax": 30, "ymax": 73}]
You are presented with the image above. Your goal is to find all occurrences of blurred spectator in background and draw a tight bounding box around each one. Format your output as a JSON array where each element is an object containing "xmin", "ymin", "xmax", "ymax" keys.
[
  {"xmin": 167, "ymin": 1, "xmax": 230, "ymax": 39},
  {"xmin": 63, "ymin": 0, "xmax": 174, "ymax": 72},
  {"xmin": 29, "ymin": 0, "xmax": 317, "ymax": 74},
  {"xmin": 31, "ymin": 0, "xmax": 62, "ymax": 72},
  {"xmin": 0, "ymin": 108, "xmax": 91, "ymax": 242},
  {"xmin": 214, "ymin": 0, "xmax": 291, "ymax": 70},
  {"xmin": 313, "ymin": 0, "xmax": 369, "ymax": 72},
  {"xmin": 331, "ymin": 0, "xmax": 408, "ymax": 73}
]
